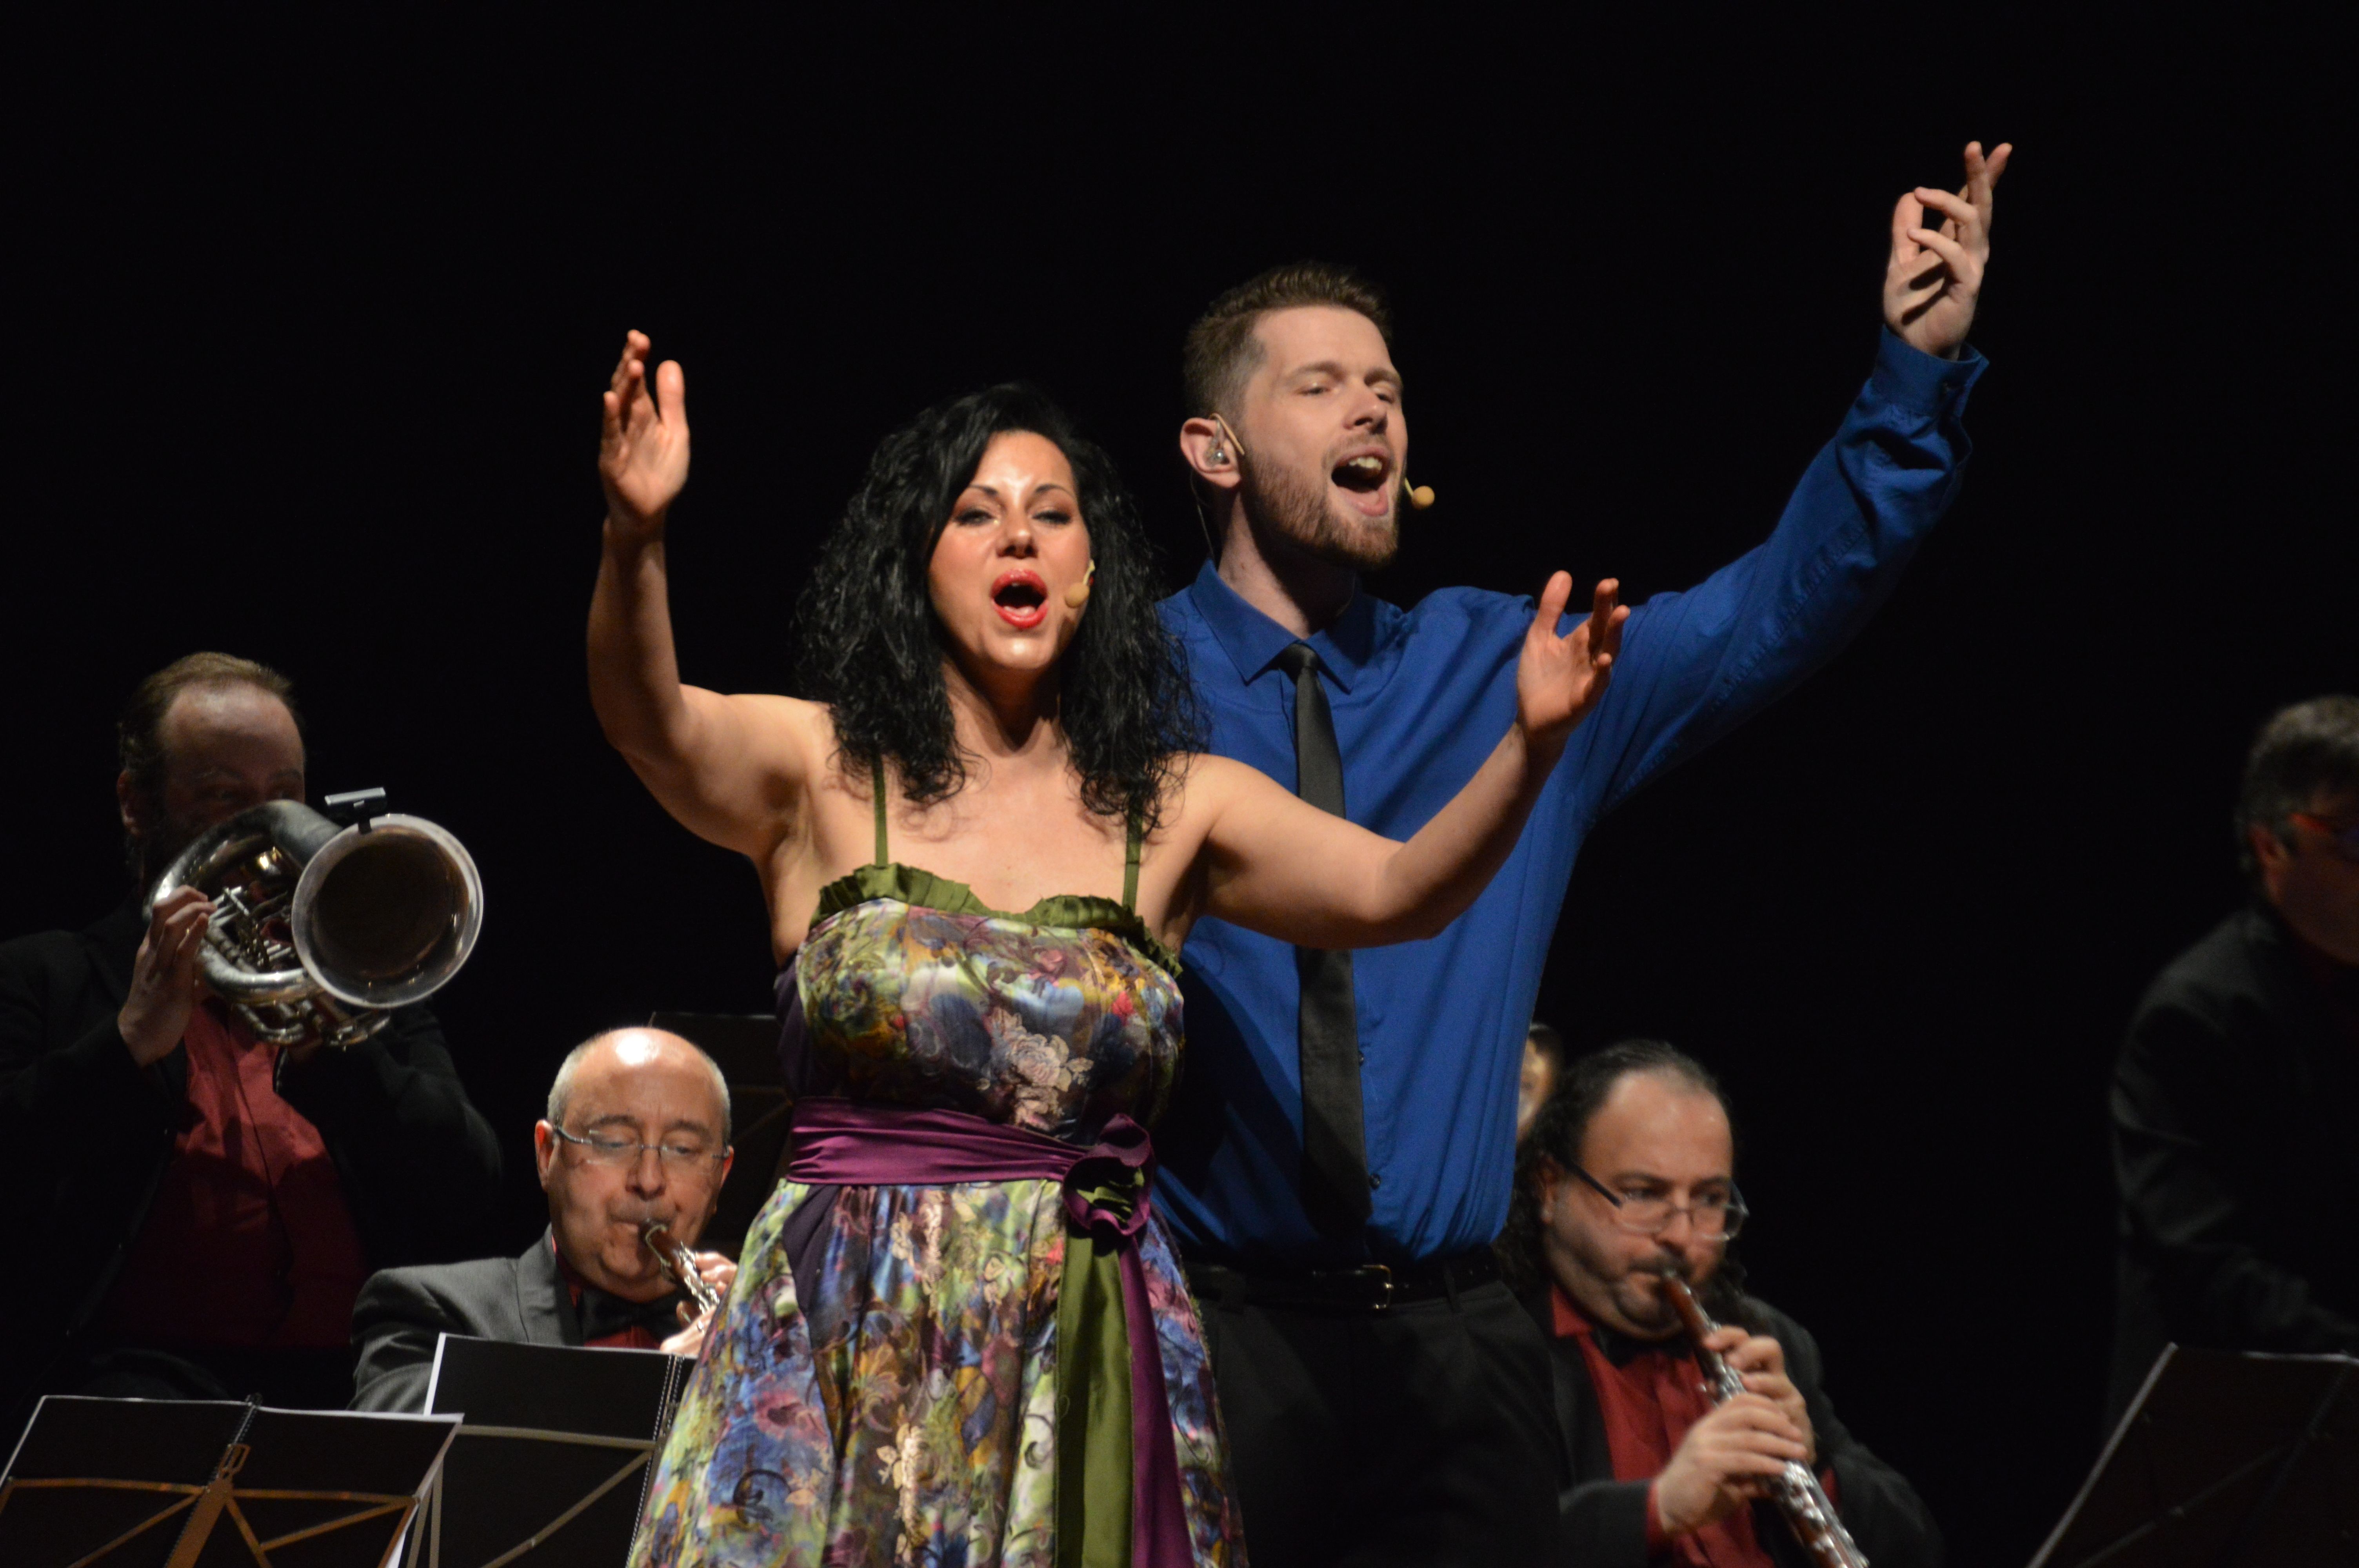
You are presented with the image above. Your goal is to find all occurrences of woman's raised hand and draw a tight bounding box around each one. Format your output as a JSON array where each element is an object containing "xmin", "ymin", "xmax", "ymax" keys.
[
  {"xmin": 1517, "ymin": 574, "xmax": 1627, "ymax": 751},
  {"xmin": 599, "ymin": 330, "xmax": 691, "ymax": 541}
]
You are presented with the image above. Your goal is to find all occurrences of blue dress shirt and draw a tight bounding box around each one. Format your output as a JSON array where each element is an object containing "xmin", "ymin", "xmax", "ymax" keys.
[{"xmin": 1156, "ymin": 330, "xmax": 1986, "ymax": 1267}]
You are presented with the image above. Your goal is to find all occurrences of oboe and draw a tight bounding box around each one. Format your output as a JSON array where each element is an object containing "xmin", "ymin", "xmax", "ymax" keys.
[
  {"xmin": 642, "ymin": 1220, "xmax": 722, "ymax": 1317},
  {"xmin": 1661, "ymin": 1272, "xmax": 1868, "ymax": 1568}
]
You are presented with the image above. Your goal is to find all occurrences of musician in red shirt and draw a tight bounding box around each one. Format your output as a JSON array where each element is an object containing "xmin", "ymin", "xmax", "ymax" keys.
[
  {"xmin": 0, "ymin": 653, "xmax": 502, "ymax": 1430},
  {"xmin": 1500, "ymin": 1040, "xmax": 1939, "ymax": 1568}
]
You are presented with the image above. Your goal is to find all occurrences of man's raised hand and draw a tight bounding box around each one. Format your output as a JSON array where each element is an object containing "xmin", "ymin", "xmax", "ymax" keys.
[
  {"xmin": 599, "ymin": 330, "xmax": 691, "ymax": 541},
  {"xmin": 1884, "ymin": 140, "xmax": 2012, "ymax": 360},
  {"xmin": 1517, "ymin": 575, "xmax": 1627, "ymax": 752}
]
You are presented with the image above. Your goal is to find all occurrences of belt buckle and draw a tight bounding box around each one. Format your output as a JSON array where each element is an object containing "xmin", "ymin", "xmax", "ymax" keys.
[{"xmin": 1367, "ymin": 1263, "xmax": 1393, "ymax": 1312}]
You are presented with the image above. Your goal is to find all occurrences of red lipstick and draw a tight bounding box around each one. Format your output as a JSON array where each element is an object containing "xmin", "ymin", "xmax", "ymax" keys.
[{"xmin": 991, "ymin": 569, "xmax": 1049, "ymax": 629}]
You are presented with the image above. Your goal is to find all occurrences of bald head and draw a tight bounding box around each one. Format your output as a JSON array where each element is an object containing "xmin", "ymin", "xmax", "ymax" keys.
[
  {"xmin": 536, "ymin": 1027, "xmax": 735, "ymax": 1298},
  {"xmin": 548, "ymin": 1027, "xmax": 731, "ymax": 1142}
]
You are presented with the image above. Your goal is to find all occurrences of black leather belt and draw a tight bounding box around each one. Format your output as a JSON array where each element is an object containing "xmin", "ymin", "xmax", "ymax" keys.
[{"xmin": 1185, "ymin": 1249, "xmax": 1500, "ymax": 1314}]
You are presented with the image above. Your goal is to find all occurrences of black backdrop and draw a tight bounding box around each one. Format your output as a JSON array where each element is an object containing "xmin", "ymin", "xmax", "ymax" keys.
[{"xmin": 7, "ymin": 13, "xmax": 2352, "ymax": 1564}]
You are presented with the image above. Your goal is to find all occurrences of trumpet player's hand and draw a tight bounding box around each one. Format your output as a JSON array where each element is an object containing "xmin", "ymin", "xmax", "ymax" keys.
[
  {"xmin": 659, "ymin": 1311, "xmax": 714, "ymax": 1359},
  {"xmin": 1709, "ymin": 1325, "xmax": 1816, "ymax": 1465},
  {"xmin": 687, "ymin": 1251, "xmax": 736, "ymax": 1306},
  {"xmin": 118, "ymin": 887, "xmax": 213, "ymax": 1067},
  {"xmin": 657, "ymin": 1252, "xmax": 736, "ymax": 1359},
  {"xmin": 1652, "ymin": 1393, "xmax": 1811, "ymax": 1538},
  {"xmin": 599, "ymin": 329, "xmax": 690, "ymax": 545}
]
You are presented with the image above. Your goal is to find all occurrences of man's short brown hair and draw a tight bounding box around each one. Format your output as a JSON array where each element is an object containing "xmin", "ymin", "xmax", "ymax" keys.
[
  {"xmin": 1182, "ymin": 261, "xmax": 1394, "ymax": 421},
  {"xmin": 118, "ymin": 652, "xmax": 303, "ymax": 806}
]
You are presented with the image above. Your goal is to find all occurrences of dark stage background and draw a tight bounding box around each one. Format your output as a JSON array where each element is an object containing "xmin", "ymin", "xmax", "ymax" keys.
[{"xmin": 7, "ymin": 15, "xmax": 2352, "ymax": 1564}]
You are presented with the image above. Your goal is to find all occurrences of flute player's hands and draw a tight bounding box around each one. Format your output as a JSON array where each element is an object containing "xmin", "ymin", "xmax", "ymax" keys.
[
  {"xmin": 1652, "ymin": 1392, "xmax": 1811, "ymax": 1537},
  {"xmin": 1709, "ymin": 1324, "xmax": 1816, "ymax": 1465}
]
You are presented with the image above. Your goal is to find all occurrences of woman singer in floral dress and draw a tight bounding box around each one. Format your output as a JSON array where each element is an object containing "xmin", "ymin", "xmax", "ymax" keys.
[{"xmin": 587, "ymin": 332, "xmax": 1627, "ymax": 1568}]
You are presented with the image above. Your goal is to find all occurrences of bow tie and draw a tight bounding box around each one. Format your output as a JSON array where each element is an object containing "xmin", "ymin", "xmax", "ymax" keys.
[{"xmin": 576, "ymin": 1285, "xmax": 684, "ymax": 1343}]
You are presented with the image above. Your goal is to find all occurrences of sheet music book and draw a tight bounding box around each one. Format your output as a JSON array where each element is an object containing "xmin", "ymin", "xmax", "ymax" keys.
[
  {"xmin": 0, "ymin": 1395, "xmax": 457, "ymax": 1568},
  {"xmin": 414, "ymin": 1336, "xmax": 695, "ymax": 1568}
]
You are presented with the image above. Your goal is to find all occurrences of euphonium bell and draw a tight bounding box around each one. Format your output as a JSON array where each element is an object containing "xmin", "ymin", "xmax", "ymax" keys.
[{"xmin": 145, "ymin": 797, "xmax": 485, "ymax": 1049}]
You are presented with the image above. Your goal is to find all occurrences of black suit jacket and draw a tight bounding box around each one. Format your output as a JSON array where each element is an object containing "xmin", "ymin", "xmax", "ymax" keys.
[
  {"xmin": 0, "ymin": 893, "xmax": 503, "ymax": 1416},
  {"xmin": 349, "ymin": 1232, "xmax": 589, "ymax": 1412},
  {"xmin": 1522, "ymin": 1288, "xmax": 1940, "ymax": 1568},
  {"xmin": 2109, "ymin": 904, "xmax": 2359, "ymax": 1423}
]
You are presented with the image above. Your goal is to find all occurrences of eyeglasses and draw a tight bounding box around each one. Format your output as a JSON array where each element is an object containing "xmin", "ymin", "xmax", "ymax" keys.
[
  {"xmin": 550, "ymin": 1124, "xmax": 728, "ymax": 1175},
  {"xmin": 1567, "ymin": 1163, "xmax": 1747, "ymax": 1241},
  {"xmin": 2289, "ymin": 812, "xmax": 2359, "ymax": 863}
]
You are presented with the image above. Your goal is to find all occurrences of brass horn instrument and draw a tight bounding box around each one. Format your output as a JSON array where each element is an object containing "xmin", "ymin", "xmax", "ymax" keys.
[{"xmin": 145, "ymin": 795, "xmax": 484, "ymax": 1050}]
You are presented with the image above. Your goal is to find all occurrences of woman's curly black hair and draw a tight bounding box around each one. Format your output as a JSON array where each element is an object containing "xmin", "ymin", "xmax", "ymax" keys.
[
  {"xmin": 795, "ymin": 383, "xmax": 1203, "ymax": 828},
  {"xmin": 1497, "ymin": 1039, "xmax": 1753, "ymax": 1325}
]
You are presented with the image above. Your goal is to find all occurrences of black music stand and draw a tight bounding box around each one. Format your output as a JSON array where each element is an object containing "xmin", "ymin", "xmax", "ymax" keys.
[
  {"xmin": 649, "ymin": 1010, "xmax": 792, "ymax": 1259},
  {"xmin": 0, "ymin": 1396, "xmax": 457, "ymax": 1568},
  {"xmin": 2026, "ymin": 1344, "xmax": 2358, "ymax": 1567},
  {"xmin": 413, "ymin": 1335, "xmax": 694, "ymax": 1568}
]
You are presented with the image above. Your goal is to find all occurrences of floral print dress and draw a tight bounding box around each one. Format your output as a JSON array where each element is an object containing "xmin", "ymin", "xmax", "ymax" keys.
[{"xmin": 632, "ymin": 795, "xmax": 1245, "ymax": 1568}]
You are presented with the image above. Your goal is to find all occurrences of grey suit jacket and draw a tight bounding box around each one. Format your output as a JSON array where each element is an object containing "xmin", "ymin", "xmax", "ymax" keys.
[{"xmin": 349, "ymin": 1231, "xmax": 585, "ymax": 1412}]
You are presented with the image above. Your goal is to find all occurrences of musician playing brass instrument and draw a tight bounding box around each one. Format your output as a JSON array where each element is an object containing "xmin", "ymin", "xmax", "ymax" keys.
[
  {"xmin": 1500, "ymin": 1040, "xmax": 1939, "ymax": 1568},
  {"xmin": 0, "ymin": 653, "xmax": 500, "ymax": 1434},
  {"xmin": 350, "ymin": 1027, "xmax": 737, "ymax": 1413}
]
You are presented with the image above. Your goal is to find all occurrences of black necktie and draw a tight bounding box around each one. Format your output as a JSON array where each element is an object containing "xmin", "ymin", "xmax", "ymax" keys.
[{"xmin": 1276, "ymin": 642, "xmax": 1372, "ymax": 1240}]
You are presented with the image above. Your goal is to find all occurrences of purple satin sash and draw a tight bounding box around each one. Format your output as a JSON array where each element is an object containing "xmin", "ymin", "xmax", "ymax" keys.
[{"xmin": 785, "ymin": 1098, "xmax": 1192, "ymax": 1567}]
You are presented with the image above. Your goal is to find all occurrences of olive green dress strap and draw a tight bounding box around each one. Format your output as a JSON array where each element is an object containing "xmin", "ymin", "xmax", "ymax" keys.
[
  {"xmin": 1122, "ymin": 808, "xmax": 1141, "ymax": 912},
  {"xmin": 871, "ymin": 755, "xmax": 889, "ymax": 866}
]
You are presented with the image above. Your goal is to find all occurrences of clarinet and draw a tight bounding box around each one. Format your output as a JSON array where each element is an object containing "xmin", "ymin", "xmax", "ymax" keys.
[
  {"xmin": 642, "ymin": 1220, "xmax": 723, "ymax": 1317},
  {"xmin": 1661, "ymin": 1272, "xmax": 1869, "ymax": 1568}
]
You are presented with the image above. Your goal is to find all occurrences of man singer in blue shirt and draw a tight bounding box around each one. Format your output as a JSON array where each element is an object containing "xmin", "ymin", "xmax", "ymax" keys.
[{"xmin": 1158, "ymin": 140, "xmax": 2010, "ymax": 1566}]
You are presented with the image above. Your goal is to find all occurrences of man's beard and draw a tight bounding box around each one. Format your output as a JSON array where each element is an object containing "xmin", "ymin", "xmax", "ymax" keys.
[
  {"xmin": 1239, "ymin": 449, "xmax": 1400, "ymax": 572},
  {"xmin": 132, "ymin": 809, "xmax": 207, "ymax": 888}
]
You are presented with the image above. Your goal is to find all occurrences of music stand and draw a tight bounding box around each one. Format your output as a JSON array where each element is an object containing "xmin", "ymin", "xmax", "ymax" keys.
[
  {"xmin": 2026, "ymin": 1344, "xmax": 2358, "ymax": 1567},
  {"xmin": 648, "ymin": 1010, "xmax": 792, "ymax": 1259},
  {"xmin": 0, "ymin": 1396, "xmax": 458, "ymax": 1568},
  {"xmin": 414, "ymin": 1335, "xmax": 694, "ymax": 1568}
]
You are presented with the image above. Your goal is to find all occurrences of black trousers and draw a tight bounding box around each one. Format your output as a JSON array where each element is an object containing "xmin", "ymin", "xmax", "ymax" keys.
[{"xmin": 1196, "ymin": 1275, "xmax": 1565, "ymax": 1568}]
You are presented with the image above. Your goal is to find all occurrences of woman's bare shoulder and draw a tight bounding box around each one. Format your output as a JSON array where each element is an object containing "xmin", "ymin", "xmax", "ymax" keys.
[{"xmin": 1169, "ymin": 751, "xmax": 1274, "ymax": 808}]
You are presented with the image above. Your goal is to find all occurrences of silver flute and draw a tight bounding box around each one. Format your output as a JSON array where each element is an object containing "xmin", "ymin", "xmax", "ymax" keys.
[
  {"xmin": 642, "ymin": 1220, "xmax": 722, "ymax": 1317},
  {"xmin": 1661, "ymin": 1270, "xmax": 1868, "ymax": 1568}
]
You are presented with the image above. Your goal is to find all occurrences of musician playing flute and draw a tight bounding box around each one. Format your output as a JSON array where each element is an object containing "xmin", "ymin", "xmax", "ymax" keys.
[{"xmin": 1501, "ymin": 1040, "xmax": 1938, "ymax": 1567}]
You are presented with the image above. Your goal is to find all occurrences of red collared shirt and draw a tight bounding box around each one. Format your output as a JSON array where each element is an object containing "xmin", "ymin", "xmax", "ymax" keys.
[
  {"xmin": 98, "ymin": 1002, "xmax": 371, "ymax": 1350},
  {"xmin": 1551, "ymin": 1284, "xmax": 1785, "ymax": 1568}
]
